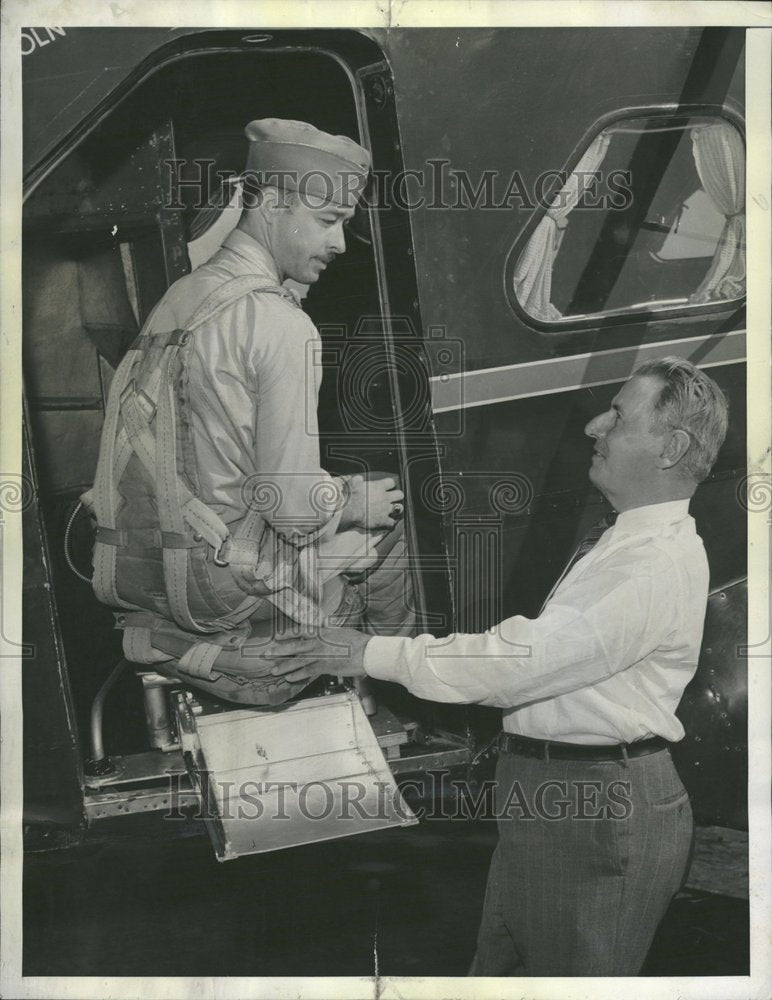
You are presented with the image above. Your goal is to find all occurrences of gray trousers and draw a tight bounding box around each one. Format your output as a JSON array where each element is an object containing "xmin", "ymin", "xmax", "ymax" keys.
[
  {"xmin": 470, "ymin": 746, "xmax": 693, "ymax": 976},
  {"xmin": 148, "ymin": 518, "xmax": 416, "ymax": 705}
]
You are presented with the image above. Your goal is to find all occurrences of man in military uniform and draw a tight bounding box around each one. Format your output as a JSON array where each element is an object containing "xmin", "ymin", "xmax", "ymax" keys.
[{"xmin": 88, "ymin": 119, "xmax": 414, "ymax": 706}]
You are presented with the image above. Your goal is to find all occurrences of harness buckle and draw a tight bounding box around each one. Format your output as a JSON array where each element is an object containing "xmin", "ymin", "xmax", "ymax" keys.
[{"xmin": 213, "ymin": 538, "xmax": 230, "ymax": 567}]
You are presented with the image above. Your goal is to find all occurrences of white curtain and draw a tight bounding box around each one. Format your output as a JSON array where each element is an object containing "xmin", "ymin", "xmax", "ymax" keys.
[
  {"xmin": 513, "ymin": 132, "xmax": 611, "ymax": 322},
  {"xmin": 689, "ymin": 123, "xmax": 745, "ymax": 304}
]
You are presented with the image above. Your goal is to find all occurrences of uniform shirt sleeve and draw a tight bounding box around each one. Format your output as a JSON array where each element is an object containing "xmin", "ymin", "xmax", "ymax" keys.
[
  {"xmin": 245, "ymin": 294, "xmax": 343, "ymax": 540},
  {"xmin": 187, "ymin": 289, "xmax": 343, "ymax": 541},
  {"xmin": 363, "ymin": 545, "xmax": 680, "ymax": 709}
]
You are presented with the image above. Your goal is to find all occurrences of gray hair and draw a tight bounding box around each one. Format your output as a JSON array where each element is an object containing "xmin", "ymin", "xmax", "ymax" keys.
[{"xmin": 633, "ymin": 357, "xmax": 729, "ymax": 482}]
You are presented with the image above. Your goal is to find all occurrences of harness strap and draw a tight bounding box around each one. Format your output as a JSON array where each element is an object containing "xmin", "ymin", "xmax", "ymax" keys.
[
  {"xmin": 122, "ymin": 624, "xmax": 173, "ymax": 664},
  {"xmin": 89, "ymin": 297, "xmax": 171, "ymax": 607},
  {"xmin": 102, "ymin": 372, "xmax": 161, "ymax": 520},
  {"xmin": 91, "ymin": 348, "xmax": 144, "ymax": 606},
  {"xmin": 150, "ymin": 278, "xmax": 287, "ymax": 632},
  {"xmin": 120, "ymin": 614, "xmax": 219, "ymax": 679},
  {"xmin": 176, "ymin": 641, "xmax": 223, "ymax": 680},
  {"xmin": 119, "ymin": 382, "xmax": 228, "ymax": 553},
  {"xmin": 116, "ymin": 610, "xmax": 251, "ymax": 681},
  {"xmin": 186, "ymin": 275, "xmax": 292, "ymax": 331},
  {"xmin": 91, "ymin": 274, "xmax": 308, "ymax": 633},
  {"xmin": 120, "ymin": 382, "xmax": 157, "ymax": 475},
  {"xmin": 97, "ymin": 526, "xmax": 207, "ymax": 549},
  {"xmin": 155, "ymin": 340, "xmax": 199, "ymax": 631}
]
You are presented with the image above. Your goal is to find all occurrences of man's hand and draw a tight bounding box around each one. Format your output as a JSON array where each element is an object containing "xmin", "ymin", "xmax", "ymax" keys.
[
  {"xmin": 338, "ymin": 472, "xmax": 404, "ymax": 532},
  {"xmin": 267, "ymin": 626, "xmax": 372, "ymax": 684}
]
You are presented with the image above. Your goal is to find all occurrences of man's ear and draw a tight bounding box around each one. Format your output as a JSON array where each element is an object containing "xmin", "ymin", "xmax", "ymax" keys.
[
  {"xmin": 257, "ymin": 185, "xmax": 279, "ymax": 213},
  {"xmin": 660, "ymin": 428, "xmax": 691, "ymax": 469}
]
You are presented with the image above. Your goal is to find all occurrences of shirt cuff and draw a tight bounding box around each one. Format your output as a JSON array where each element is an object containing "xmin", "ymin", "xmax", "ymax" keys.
[
  {"xmin": 363, "ymin": 636, "xmax": 410, "ymax": 683},
  {"xmin": 287, "ymin": 479, "xmax": 344, "ymax": 546}
]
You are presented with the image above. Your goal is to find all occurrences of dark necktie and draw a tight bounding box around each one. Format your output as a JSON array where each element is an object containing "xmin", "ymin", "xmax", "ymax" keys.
[{"xmin": 539, "ymin": 510, "xmax": 618, "ymax": 613}]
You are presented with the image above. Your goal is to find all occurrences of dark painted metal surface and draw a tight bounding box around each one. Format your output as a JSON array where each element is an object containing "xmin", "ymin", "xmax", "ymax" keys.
[
  {"xmin": 385, "ymin": 26, "xmax": 745, "ymax": 367},
  {"xmin": 431, "ymin": 364, "xmax": 745, "ymax": 610},
  {"xmin": 23, "ymin": 29, "xmax": 386, "ymax": 192},
  {"xmin": 21, "ymin": 412, "xmax": 85, "ymax": 839},
  {"xmin": 673, "ymin": 579, "xmax": 748, "ymax": 828},
  {"xmin": 23, "ymin": 28, "xmax": 194, "ymax": 181}
]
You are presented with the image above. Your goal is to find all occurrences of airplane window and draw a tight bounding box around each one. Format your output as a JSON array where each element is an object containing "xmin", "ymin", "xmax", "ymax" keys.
[
  {"xmin": 508, "ymin": 114, "xmax": 745, "ymax": 325},
  {"xmin": 654, "ymin": 189, "xmax": 726, "ymax": 261}
]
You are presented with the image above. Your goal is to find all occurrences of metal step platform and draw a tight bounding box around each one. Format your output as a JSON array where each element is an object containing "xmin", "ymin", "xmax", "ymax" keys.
[{"xmin": 172, "ymin": 688, "xmax": 418, "ymax": 861}]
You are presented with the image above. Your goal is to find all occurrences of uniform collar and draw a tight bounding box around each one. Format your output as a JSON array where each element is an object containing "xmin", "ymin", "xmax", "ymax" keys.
[
  {"xmin": 221, "ymin": 228, "xmax": 282, "ymax": 284},
  {"xmin": 614, "ymin": 498, "xmax": 691, "ymax": 533}
]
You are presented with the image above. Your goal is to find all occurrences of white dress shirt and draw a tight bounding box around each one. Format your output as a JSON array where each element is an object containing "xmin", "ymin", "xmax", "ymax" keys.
[{"xmin": 364, "ymin": 499, "xmax": 709, "ymax": 743}]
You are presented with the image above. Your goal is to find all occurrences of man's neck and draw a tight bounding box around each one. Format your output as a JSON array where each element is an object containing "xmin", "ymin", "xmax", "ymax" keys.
[
  {"xmin": 608, "ymin": 482, "xmax": 696, "ymax": 514},
  {"xmin": 235, "ymin": 218, "xmax": 283, "ymax": 280}
]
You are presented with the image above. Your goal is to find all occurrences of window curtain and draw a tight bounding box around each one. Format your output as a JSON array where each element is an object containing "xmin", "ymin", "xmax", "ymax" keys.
[
  {"xmin": 513, "ymin": 132, "xmax": 611, "ymax": 322},
  {"xmin": 689, "ymin": 123, "xmax": 745, "ymax": 304}
]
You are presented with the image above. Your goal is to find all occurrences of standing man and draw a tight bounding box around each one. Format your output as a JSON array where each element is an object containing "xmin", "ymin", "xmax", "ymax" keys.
[
  {"xmin": 269, "ymin": 357, "xmax": 729, "ymax": 975},
  {"xmin": 88, "ymin": 119, "xmax": 413, "ymax": 707}
]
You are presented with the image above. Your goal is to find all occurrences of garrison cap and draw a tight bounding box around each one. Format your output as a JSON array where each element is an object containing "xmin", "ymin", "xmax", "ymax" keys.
[{"xmin": 243, "ymin": 118, "xmax": 371, "ymax": 208}]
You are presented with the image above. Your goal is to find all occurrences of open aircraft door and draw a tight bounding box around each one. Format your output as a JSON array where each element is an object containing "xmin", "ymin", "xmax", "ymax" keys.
[{"xmin": 21, "ymin": 27, "xmax": 468, "ymax": 858}]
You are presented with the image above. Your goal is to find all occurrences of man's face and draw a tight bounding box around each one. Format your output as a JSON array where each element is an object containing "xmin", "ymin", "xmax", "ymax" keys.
[
  {"xmin": 271, "ymin": 191, "xmax": 355, "ymax": 284},
  {"xmin": 584, "ymin": 375, "xmax": 668, "ymax": 510}
]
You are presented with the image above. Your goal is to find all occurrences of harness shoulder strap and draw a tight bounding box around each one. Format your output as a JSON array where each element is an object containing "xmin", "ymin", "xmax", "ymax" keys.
[
  {"xmin": 186, "ymin": 276, "xmax": 290, "ymax": 332},
  {"xmin": 89, "ymin": 297, "xmax": 170, "ymax": 606},
  {"xmin": 92, "ymin": 273, "xmax": 302, "ymax": 632}
]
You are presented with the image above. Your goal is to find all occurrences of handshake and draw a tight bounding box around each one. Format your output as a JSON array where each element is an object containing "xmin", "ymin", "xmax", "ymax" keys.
[{"xmin": 266, "ymin": 626, "xmax": 372, "ymax": 685}]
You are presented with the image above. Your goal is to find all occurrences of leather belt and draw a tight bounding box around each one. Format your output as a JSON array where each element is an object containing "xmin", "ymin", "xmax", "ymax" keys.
[{"xmin": 497, "ymin": 731, "xmax": 669, "ymax": 761}]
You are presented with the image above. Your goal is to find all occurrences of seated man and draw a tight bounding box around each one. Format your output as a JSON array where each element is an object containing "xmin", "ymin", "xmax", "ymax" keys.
[
  {"xmin": 269, "ymin": 357, "xmax": 729, "ymax": 976},
  {"xmin": 86, "ymin": 118, "xmax": 414, "ymax": 706}
]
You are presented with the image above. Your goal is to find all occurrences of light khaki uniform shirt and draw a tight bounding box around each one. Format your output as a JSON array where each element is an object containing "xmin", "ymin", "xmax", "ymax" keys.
[{"xmin": 150, "ymin": 228, "xmax": 376, "ymax": 604}]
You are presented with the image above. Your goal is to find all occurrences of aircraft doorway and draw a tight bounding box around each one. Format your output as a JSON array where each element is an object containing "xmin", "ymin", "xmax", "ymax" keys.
[{"xmin": 22, "ymin": 37, "xmax": 451, "ymax": 836}]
